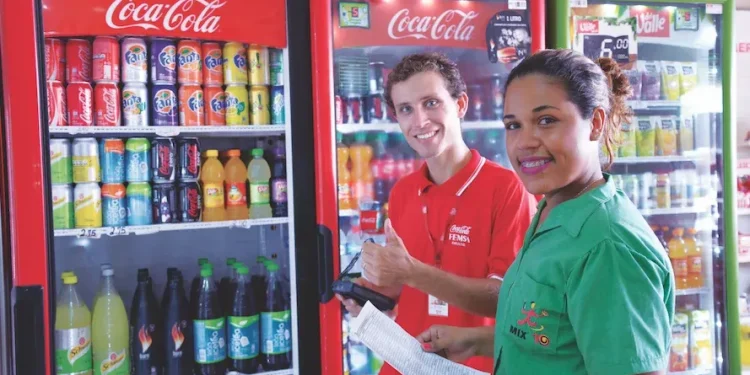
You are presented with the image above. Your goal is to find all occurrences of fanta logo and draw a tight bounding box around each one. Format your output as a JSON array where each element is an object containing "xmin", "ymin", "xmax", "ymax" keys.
[
  {"xmin": 159, "ymin": 46, "xmax": 176, "ymax": 70},
  {"xmin": 105, "ymin": 0, "xmax": 225, "ymax": 33},
  {"xmin": 188, "ymin": 91, "xmax": 204, "ymax": 112},
  {"xmin": 178, "ymin": 47, "xmax": 201, "ymax": 70},
  {"xmin": 233, "ymin": 54, "xmax": 247, "ymax": 69},
  {"xmin": 154, "ymin": 89, "xmax": 177, "ymax": 114},
  {"xmin": 225, "ymin": 94, "xmax": 242, "ymax": 114},
  {"xmin": 125, "ymin": 45, "xmax": 147, "ymax": 66},
  {"xmin": 210, "ymin": 93, "xmax": 227, "ymax": 113},
  {"xmin": 204, "ymin": 52, "xmax": 223, "ymax": 70},
  {"xmin": 387, "ymin": 9, "xmax": 478, "ymax": 41},
  {"xmin": 123, "ymin": 91, "xmax": 144, "ymax": 114}
]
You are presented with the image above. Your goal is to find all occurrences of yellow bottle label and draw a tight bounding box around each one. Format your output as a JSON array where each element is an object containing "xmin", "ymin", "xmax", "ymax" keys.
[{"xmin": 203, "ymin": 183, "xmax": 225, "ymax": 208}]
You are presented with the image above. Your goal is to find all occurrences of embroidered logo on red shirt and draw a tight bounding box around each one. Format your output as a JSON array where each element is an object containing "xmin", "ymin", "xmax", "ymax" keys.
[{"xmin": 448, "ymin": 224, "xmax": 472, "ymax": 246}]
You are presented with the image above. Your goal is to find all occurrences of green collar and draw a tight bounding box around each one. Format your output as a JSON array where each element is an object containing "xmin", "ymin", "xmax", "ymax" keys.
[{"xmin": 535, "ymin": 174, "xmax": 616, "ymax": 238}]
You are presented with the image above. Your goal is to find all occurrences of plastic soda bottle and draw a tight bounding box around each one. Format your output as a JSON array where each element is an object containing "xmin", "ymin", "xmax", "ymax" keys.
[
  {"xmin": 261, "ymin": 262, "xmax": 292, "ymax": 370},
  {"xmin": 191, "ymin": 262, "xmax": 214, "ymax": 314},
  {"xmin": 130, "ymin": 269, "xmax": 161, "ymax": 375},
  {"xmin": 161, "ymin": 269, "xmax": 192, "ymax": 375},
  {"xmin": 201, "ymin": 150, "xmax": 226, "ymax": 222},
  {"xmin": 271, "ymin": 141, "xmax": 288, "ymax": 217},
  {"xmin": 55, "ymin": 273, "xmax": 93, "ymax": 375},
  {"xmin": 669, "ymin": 228, "xmax": 689, "ymax": 290},
  {"xmin": 350, "ymin": 132, "xmax": 373, "ymax": 206},
  {"xmin": 228, "ymin": 265, "xmax": 261, "ymax": 372},
  {"xmin": 92, "ymin": 268, "xmax": 130, "ymax": 375},
  {"xmin": 248, "ymin": 148, "xmax": 273, "ymax": 219},
  {"xmin": 337, "ymin": 132, "xmax": 353, "ymax": 211},
  {"xmin": 685, "ymin": 228, "xmax": 703, "ymax": 288},
  {"xmin": 252, "ymin": 256, "xmax": 269, "ymax": 312},
  {"xmin": 220, "ymin": 258, "xmax": 237, "ymax": 314},
  {"xmin": 193, "ymin": 267, "xmax": 226, "ymax": 375},
  {"xmin": 224, "ymin": 150, "xmax": 249, "ymax": 220}
]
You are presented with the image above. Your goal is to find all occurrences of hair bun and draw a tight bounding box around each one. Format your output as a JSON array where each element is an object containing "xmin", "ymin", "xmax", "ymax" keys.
[{"xmin": 595, "ymin": 57, "xmax": 632, "ymax": 100}]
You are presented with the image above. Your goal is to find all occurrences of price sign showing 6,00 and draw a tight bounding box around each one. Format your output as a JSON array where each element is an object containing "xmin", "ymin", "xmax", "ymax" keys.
[{"xmin": 582, "ymin": 34, "xmax": 630, "ymax": 64}]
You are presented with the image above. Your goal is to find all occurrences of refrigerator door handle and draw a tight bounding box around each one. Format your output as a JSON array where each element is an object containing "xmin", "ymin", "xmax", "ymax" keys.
[
  {"xmin": 317, "ymin": 224, "xmax": 335, "ymax": 303},
  {"xmin": 12, "ymin": 286, "xmax": 46, "ymax": 375}
]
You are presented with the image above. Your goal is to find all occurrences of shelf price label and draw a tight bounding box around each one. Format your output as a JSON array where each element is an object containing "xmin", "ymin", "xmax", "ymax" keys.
[
  {"xmin": 77, "ymin": 228, "xmax": 101, "ymax": 239},
  {"xmin": 573, "ymin": 16, "xmax": 637, "ymax": 66},
  {"xmin": 107, "ymin": 227, "xmax": 128, "ymax": 237},
  {"xmin": 582, "ymin": 34, "xmax": 631, "ymax": 64}
]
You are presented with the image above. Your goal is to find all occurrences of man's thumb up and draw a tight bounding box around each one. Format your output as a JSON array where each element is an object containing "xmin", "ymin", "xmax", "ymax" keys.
[{"xmin": 384, "ymin": 219, "xmax": 402, "ymax": 246}]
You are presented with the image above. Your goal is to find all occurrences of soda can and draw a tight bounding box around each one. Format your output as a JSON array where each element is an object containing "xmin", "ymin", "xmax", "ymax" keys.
[
  {"xmin": 151, "ymin": 137, "xmax": 176, "ymax": 183},
  {"xmin": 178, "ymin": 85, "xmax": 204, "ymax": 126},
  {"xmin": 66, "ymin": 39, "xmax": 91, "ymax": 83},
  {"xmin": 92, "ymin": 36, "xmax": 120, "ymax": 83},
  {"xmin": 125, "ymin": 138, "xmax": 151, "ymax": 182},
  {"xmin": 177, "ymin": 40, "xmax": 202, "ymax": 84},
  {"xmin": 45, "ymin": 38, "xmax": 66, "ymax": 83},
  {"xmin": 225, "ymin": 84, "xmax": 249, "ymax": 125},
  {"xmin": 223, "ymin": 42, "xmax": 248, "ymax": 84},
  {"xmin": 102, "ymin": 183, "xmax": 127, "ymax": 227},
  {"xmin": 121, "ymin": 37, "xmax": 148, "ymax": 83},
  {"xmin": 122, "ymin": 83, "xmax": 149, "ymax": 126},
  {"xmin": 248, "ymin": 45, "xmax": 269, "ymax": 85},
  {"xmin": 47, "ymin": 81, "xmax": 68, "ymax": 126},
  {"xmin": 344, "ymin": 95, "xmax": 363, "ymax": 124},
  {"xmin": 74, "ymin": 182, "xmax": 102, "ymax": 228},
  {"xmin": 202, "ymin": 42, "xmax": 224, "ymax": 86},
  {"xmin": 52, "ymin": 184, "xmax": 74, "ymax": 229},
  {"xmin": 177, "ymin": 180, "xmax": 202, "ymax": 222},
  {"xmin": 177, "ymin": 138, "xmax": 201, "ymax": 181},
  {"xmin": 466, "ymin": 84, "xmax": 483, "ymax": 121},
  {"xmin": 368, "ymin": 62, "xmax": 385, "ymax": 94},
  {"xmin": 127, "ymin": 182, "xmax": 152, "ymax": 226},
  {"xmin": 249, "ymin": 85, "xmax": 270, "ymax": 125},
  {"xmin": 365, "ymin": 92, "xmax": 386, "ymax": 124},
  {"xmin": 204, "ymin": 86, "xmax": 227, "ymax": 125},
  {"xmin": 269, "ymin": 48, "xmax": 284, "ymax": 86},
  {"xmin": 270, "ymin": 85, "xmax": 285, "ymax": 125},
  {"xmin": 150, "ymin": 38, "xmax": 177, "ymax": 84},
  {"xmin": 486, "ymin": 75, "xmax": 503, "ymax": 120},
  {"xmin": 152, "ymin": 182, "xmax": 177, "ymax": 224},
  {"xmin": 151, "ymin": 84, "xmax": 178, "ymax": 126},
  {"xmin": 99, "ymin": 138, "xmax": 125, "ymax": 183},
  {"xmin": 50, "ymin": 139, "xmax": 72, "ymax": 184},
  {"xmin": 72, "ymin": 137, "xmax": 100, "ymax": 183},
  {"xmin": 67, "ymin": 82, "xmax": 94, "ymax": 126},
  {"xmin": 94, "ymin": 82, "xmax": 121, "ymax": 126}
]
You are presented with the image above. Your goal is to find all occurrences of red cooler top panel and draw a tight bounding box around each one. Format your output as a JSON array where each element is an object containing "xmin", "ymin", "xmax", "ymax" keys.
[{"xmin": 42, "ymin": 0, "xmax": 288, "ymax": 47}]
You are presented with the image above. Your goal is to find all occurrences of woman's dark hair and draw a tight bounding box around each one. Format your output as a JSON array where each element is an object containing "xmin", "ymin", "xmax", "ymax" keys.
[{"xmin": 504, "ymin": 49, "xmax": 632, "ymax": 169}]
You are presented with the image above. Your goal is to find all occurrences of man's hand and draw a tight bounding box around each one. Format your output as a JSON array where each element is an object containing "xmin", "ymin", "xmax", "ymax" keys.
[
  {"xmin": 361, "ymin": 219, "xmax": 416, "ymax": 287},
  {"xmin": 416, "ymin": 325, "xmax": 485, "ymax": 363},
  {"xmin": 336, "ymin": 278, "xmax": 400, "ymax": 319}
]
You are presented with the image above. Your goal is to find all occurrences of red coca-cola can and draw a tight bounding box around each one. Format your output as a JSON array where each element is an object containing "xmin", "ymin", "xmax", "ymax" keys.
[
  {"xmin": 334, "ymin": 95, "xmax": 343, "ymax": 125},
  {"xmin": 45, "ymin": 38, "xmax": 65, "ymax": 83},
  {"xmin": 66, "ymin": 39, "xmax": 91, "ymax": 83},
  {"xmin": 94, "ymin": 82, "xmax": 121, "ymax": 126},
  {"xmin": 92, "ymin": 36, "xmax": 120, "ymax": 83},
  {"xmin": 67, "ymin": 82, "xmax": 93, "ymax": 126},
  {"xmin": 46, "ymin": 81, "xmax": 67, "ymax": 126}
]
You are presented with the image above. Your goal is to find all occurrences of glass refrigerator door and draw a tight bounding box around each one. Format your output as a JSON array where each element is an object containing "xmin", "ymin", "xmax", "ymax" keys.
[
  {"xmin": 569, "ymin": 3, "xmax": 729, "ymax": 375},
  {"xmin": 327, "ymin": 1, "xmax": 544, "ymax": 373}
]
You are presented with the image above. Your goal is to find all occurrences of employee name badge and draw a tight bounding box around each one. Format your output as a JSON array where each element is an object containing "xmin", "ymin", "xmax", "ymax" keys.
[{"xmin": 428, "ymin": 295, "xmax": 449, "ymax": 317}]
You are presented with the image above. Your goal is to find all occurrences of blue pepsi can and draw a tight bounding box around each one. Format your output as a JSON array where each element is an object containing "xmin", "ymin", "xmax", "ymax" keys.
[
  {"xmin": 127, "ymin": 182, "xmax": 152, "ymax": 226},
  {"xmin": 150, "ymin": 38, "xmax": 177, "ymax": 84},
  {"xmin": 99, "ymin": 138, "xmax": 125, "ymax": 183},
  {"xmin": 151, "ymin": 83, "xmax": 178, "ymax": 126},
  {"xmin": 125, "ymin": 138, "xmax": 151, "ymax": 182},
  {"xmin": 102, "ymin": 183, "xmax": 127, "ymax": 226}
]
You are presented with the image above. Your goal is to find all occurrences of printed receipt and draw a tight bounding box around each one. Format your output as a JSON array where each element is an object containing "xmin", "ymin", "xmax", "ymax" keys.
[{"xmin": 350, "ymin": 302, "xmax": 489, "ymax": 375}]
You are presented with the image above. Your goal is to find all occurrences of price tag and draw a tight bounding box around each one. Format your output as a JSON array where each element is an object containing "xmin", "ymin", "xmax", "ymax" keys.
[
  {"xmin": 706, "ymin": 4, "xmax": 723, "ymax": 15},
  {"xmin": 77, "ymin": 228, "xmax": 101, "ymax": 239},
  {"xmin": 106, "ymin": 227, "xmax": 128, "ymax": 236},
  {"xmin": 508, "ymin": 0, "xmax": 527, "ymax": 10},
  {"xmin": 570, "ymin": 0, "xmax": 588, "ymax": 8},
  {"xmin": 582, "ymin": 34, "xmax": 631, "ymax": 64},
  {"xmin": 237, "ymin": 220, "xmax": 253, "ymax": 229},
  {"xmin": 155, "ymin": 127, "xmax": 180, "ymax": 137}
]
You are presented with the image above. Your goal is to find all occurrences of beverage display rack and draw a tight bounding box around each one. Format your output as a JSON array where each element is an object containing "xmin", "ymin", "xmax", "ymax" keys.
[
  {"xmin": 49, "ymin": 124, "xmax": 287, "ymax": 137},
  {"xmin": 54, "ymin": 216, "xmax": 289, "ymax": 238}
]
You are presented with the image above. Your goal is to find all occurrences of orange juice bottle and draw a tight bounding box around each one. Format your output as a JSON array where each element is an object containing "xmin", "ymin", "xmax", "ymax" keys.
[
  {"xmin": 201, "ymin": 149, "xmax": 226, "ymax": 222},
  {"xmin": 685, "ymin": 228, "xmax": 703, "ymax": 288},
  {"xmin": 224, "ymin": 149, "xmax": 249, "ymax": 220},
  {"xmin": 350, "ymin": 132, "xmax": 373, "ymax": 206},
  {"xmin": 669, "ymin": 228, "xmax": 688, "ymax": 289},
  {"xmin": 337, "ymin": 132, "xmax": 353, "ymax": 211}
]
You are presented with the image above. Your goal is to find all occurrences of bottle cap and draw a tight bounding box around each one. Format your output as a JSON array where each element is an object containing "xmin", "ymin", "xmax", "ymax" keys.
[
  {"xmin": 102, "ymin": 269, "xmax": 114, "ymax": 277},
  {"xmin": 206, "ymin": 149, "xmax": 219, "ymax": 157},
  {"xmin": 198, "ymin": 258, "xmax": 208, "ymax": 266},
  {"xmin": 232, "ymin": 262, "xmax": 245, "ymax": 269},
  {"xmin": 354, "ymin": 132, "xmax": 367, "ymax": 143},
  {"xmin": 201, "ymin": 262, "xmax": 214, "ymax": 270},
  {"xmin": 137, "ymin": 268, "xmax": 149, "ymax": 281},
  {"xmin": 267, "ymin": 262, "xmax": 280, "ymax": 272},
  {"xmin": 62, "ymin": 275, "xmax": 78, "ymax": 285},
  {"xmin": 100, "ymin": 263, "xmax": 112, "ymax": 271},
  {"xmin": 200, "ymin": 268, "xmax": 213, "ymax": 277},
  {"xmin": 237, "ymin": 266, "xmax": 250, "ymax": 275},
  {"xmin": 61, "ymin": 271, "xmax": 75, "ymax": 279},
  {"xmin": 227, "ymin": 258, "xmax": 237, "ymax": 266},
  {"xmin": 228, "ymin": 149, "xmax": 241, "ymax": 157},
  {"xmin": 252, "ymin": 148, "xmax": 264, "ymax": 157}
]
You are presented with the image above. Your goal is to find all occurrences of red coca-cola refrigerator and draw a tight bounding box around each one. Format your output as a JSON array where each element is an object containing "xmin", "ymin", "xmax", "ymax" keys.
[
  {"xmin": 0, "ymin": 0, "xmax": 324, "ymax": 374},
  {"xmin": 310, "ymin": 0, "xmax": 545, "ymax": 373}
]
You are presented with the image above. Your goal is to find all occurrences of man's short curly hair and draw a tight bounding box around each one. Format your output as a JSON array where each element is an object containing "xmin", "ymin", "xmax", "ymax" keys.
[{"xmin": 384, "ymin": 52, "xmax": 467, "ymax": 111}]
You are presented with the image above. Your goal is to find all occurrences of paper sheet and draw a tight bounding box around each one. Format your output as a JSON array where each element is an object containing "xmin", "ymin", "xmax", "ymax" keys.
[{"xmin": 350, "ymin": 302, "xmax": 490, "ymax": 375}]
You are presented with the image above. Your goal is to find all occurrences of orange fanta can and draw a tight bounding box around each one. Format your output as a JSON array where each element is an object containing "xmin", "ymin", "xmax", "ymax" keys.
[
  {"xmin": 204, "ymin": 86, "xmax": 226, "ymax": 126},
  {"xmin": 201, "ymin": 42, "xmax": 223, "ymax": 86},
  {"xmin": 179, "ymin": 85, "xmax": 204, "ymax": 126},
  {"xmin": 177, "ymin": 39, "xmax": 202, "ymax": 85}
]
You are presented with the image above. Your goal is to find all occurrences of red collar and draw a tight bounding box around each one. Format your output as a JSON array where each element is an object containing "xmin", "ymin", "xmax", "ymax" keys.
[{"xmin": 415, "ymin": 149, "xmax": 485, "ymax": 197}]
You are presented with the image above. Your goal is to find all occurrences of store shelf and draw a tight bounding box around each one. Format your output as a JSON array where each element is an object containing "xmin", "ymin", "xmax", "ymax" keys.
[
  {"xmin": 48, "ymin": 125, "xmax": 286, "ymax": 137},
  {"xmin": 640, "ymin": 206, "xmax": 708, "ymax": 217},
  {"xmin": 628, "ymin": 100, "xmax": 682, "ymax": 111},
  {"xmin": 616, "ymin": 154, "xmax": 707, "ymax": 165},
  {"xmin": 339, "ymin": 209, "xmax": 359, "ymax": 217},
  {"xmin": 228, "ymin": 370, "xmax": 293, "ymax": 375},
  {"xmin": 337, "ymin": 121, "xmax": 504, "ymax": 134},
  {"xmin": 675, "ymin": 287, "xmax": 711, "ymax": 296},
  {"xmin": 668, "ymin": 369, "xmax": 712, "ymax": 375},
  {"xmin": 54, "ymin": 217, "xmax": 288, "ymax": 238}
]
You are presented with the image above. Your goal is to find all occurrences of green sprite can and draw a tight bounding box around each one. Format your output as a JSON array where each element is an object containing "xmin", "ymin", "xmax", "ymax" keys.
[
  {"xmin": 50, "ymin": 139, "xmax": 72, "ymax": 184},
  {"xmin": 51, "ymin": 184, "xmax": 74, "ymax": 229}
]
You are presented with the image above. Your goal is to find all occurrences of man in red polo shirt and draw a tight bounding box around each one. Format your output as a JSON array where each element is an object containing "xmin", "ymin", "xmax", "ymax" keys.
[{"xmin": 337, "ymin": 53, "xmax": 535, "ymax": 374}]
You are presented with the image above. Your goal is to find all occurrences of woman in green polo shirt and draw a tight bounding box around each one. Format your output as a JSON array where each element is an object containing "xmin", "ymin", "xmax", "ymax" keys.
[{"xmin": 417, "ymin": 49, "xmax": 674, "ymax": 375}]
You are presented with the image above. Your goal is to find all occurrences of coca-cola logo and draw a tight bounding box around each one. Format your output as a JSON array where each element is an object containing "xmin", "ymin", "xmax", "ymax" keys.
[
  {"xmin": 450, "ymin": 225, "xmax": 471, "ymax": 235},
  {"xmin": 178, "ymin": 47, "xmax": 201, "ymax": 69},
  {"xmin": 577, "ymin": 20, "xmax": 599, "ymax": 34},
  {"xmin": 105, "ymin": 0, "xmax": 224, "ymax": 33},
  {"xmin": 204, "ymin": 50, "xmax": 222, "ymax": 71},
  {"xmin": 360, "ymin": 217, "xmax": 377, "ymax": 223},
  {"xmin": 102, "ymin": 88, "xmax": 119, "ymax": 123},
  {"xmin": 188, "ymin": 91, "xmax": 203, "ymax": 112},
  {"xmin": 185, "ymin": 145, "xmax": 199, "ymax": 175},
  {"xmin": 79, "ymin": 46, "xmax": 91, "ymax": 80},
  {"xmin": 157, "ymin": 145, "xmax": 172, "ymax": 176},
  {"xmin": 233, "ymin": 54, "xmax": 247, "ymax": 69},
  {"xmin": 184, "ymin": 185, "xmax": 200, "ymax": 216},
  {"xmin": 159, "ymin": 45, "xmax": 176, "ymax": 70},
  {"xmin": 632, "ymin": 8, "xmax": 669, "ymax": 37},
  {"xmin": 79, "ymin": 87, "xmax": 92, "ymax": 123},
  {"xmin": 210, "ymin": 92, "xmax": 227, "ymax": 113},
  {"xmin": 387, "ymin": 9, "xmax": 478, "ymax": 41},
  {"xmin": 154, "ymin": 89, "xmax": 177, "ymax": 113}
]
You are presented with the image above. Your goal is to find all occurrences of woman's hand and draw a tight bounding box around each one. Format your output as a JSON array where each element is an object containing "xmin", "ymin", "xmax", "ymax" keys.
[{"xmin": 416, "ymin": 326, "xmax": 492, "ymax": 363}]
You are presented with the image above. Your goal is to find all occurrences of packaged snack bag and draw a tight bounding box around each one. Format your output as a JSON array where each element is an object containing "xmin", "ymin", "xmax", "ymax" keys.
[
  {"xmin": 669, "ymin": 313, "xmax": 689, "ymax": 372},
  {"xmin": 678, "ymin": 115, "xmax": 695, "ymax": 154},
  {"xmin": 660, "ymin": 61, "xmax": 681, "ymax": 101},
  {"xmin": 625, "ymin": 69, "xmax": 642, "ymax": 100},
  {"xmin": 636, "ymin": 116, "xmax": 656, "ymax": 157},
  {"xmin": 619, "ymin": 118, "xmax": 637, "ymax": 157},
  {"xmin": 638, "ymin": 60, "xmax": 662, "ymax": 101},
  {"xmin": 656, "ymin": 115, "xmax": 678, "ymax": 156},
  {"xmin": 679, "ymin": 62, "xmax": 698, "ymax": 96}
]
